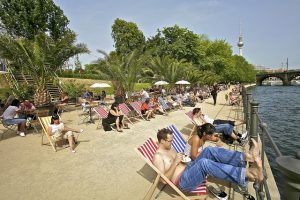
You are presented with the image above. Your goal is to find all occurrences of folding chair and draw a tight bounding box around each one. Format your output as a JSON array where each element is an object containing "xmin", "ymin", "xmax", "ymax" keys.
[
  {"xmin": 129, "ymin": 101, "xmax": 146, "ymax": 120},
  {"xmin": 158, "ymin": 97, "xmax": 171, "ymax": 112},
  {"xmin": 0, "ymin": 117, "xmax": 17, "ymax": 140},
  {"xmin": 93, "ymin": 106, "xmax": 115, "ymax": 130},
  {"xmin": 185, "ymin": 111, "xmax": 198, "ymax": 137},
  {"xmin": 118, "ymin": 103, "xmax": 134, "ymax": 124},
  {"xmin": 135, "ymin": 138, "xmax": 207, "ymax": 200},
  {"xmin": 38, "ymin": 116, "xmax": 57, "ymax": 151}
]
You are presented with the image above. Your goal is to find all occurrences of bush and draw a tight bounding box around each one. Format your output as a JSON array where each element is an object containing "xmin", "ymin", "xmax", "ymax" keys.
[
  {"xmin": 62, "ymin": 80, "xmax": 85, "ymax": 99},
  {"xmin": 13, "ymin": 84, "xmax": 35, "ymax": 101}
]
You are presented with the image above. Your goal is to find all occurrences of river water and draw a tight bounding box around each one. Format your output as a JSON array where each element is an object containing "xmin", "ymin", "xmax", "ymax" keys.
[{"xmin": 248, "ymin": 85, "xmax": 300, "ymax": 198}]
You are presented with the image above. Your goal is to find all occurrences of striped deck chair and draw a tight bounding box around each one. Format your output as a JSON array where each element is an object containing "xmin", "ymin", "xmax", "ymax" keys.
[
  {"xmin": 167, "ymin": 124, "xmax": 208, "ymax": 195},
  {"xmin": 129, "ymin": 101, "xmax": 146, "ymax": 120},
  {"xmin": 118, "ymin": 103, "xmax": 134, "ymax": 124},
  {"xmin": 158, "ymin": 97, "xmax": 171, "ymax": 112},
  {"xmin": 135, "ymin": 138, "xmax": 207, "ymax": 200},
  {"xmin": 185, "ymin": 111, "xmax": 197, "ymax": 137},
  {"xmin": 39, "ymin": 116, "xmax": 57, "ymax": 152},
  {"xmin": 93, "ymin": 106, "xmax": 111, "ymax": 129}
]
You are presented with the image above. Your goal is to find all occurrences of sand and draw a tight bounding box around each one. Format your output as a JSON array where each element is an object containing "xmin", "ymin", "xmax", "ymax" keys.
[{"xmin": 0, "ymin": 88, "xmax": 250, "ymax": 200}]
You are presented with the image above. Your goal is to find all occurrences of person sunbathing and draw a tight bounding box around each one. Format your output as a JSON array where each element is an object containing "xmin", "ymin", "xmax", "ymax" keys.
[
  {"xmin": 152, "ymin": 128, "xmax": 263, "ymax": 192},
  {"xmin": 140, "ymin": 99, "xmax": 155, "ymax": 121},
  {"xmin": 48, "ymin": 114, "xmax": 83, "ymax": 153},
  {"xmin": 192, "ymin": 107, "xmax": 247, "ymax": 145}
]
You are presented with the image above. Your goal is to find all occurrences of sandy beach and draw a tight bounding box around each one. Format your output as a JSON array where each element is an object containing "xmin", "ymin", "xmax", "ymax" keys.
[{"xmin": 0, "ymin": 88, "xmax": 278, "ymax": 200}]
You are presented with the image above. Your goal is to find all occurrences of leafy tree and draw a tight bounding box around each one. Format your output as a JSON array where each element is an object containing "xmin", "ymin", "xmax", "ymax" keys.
[
  {"xmin": 95, "ymin": 50, "xmax": 141, "ymax": 101},
  {"xmin": 111, "ymin": 18, "xmax": 145, "ymax": 56},
  {"xmin": 0, "ymin": 32, "xmax": 89, "ymax": 105},
  {"xmin": 0, "ymin": 0, "xmax": 69, "ymax": 40}
]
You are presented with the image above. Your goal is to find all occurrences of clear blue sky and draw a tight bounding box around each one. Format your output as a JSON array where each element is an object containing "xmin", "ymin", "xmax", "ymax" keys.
[{"xmin": 54, "ymin": 0, "xmax": 300, "ymax": 69}]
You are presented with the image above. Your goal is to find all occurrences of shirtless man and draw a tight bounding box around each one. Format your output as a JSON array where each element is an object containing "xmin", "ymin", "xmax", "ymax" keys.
[{"xmin": 152, "ymin": 128, "xmax": 263, "ymax": 192}]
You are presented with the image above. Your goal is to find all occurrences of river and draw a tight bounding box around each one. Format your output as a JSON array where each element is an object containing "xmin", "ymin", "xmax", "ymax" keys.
[{"xmin": 248, "ymin": 85, "xmax": 300, "ymax": 198}]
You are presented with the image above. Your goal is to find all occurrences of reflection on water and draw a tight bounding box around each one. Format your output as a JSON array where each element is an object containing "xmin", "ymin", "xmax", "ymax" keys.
[{"xmin": 249, "ymin": 86, "xmax": 300, "ymax": 199}]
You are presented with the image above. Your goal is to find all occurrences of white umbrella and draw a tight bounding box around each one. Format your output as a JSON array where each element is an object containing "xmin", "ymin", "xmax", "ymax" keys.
[
  {"xmin": 175, "ymin": 80, "xmax": 190, "ymax": 85},
  {"xmin": 154, "ymin": 80, "xmax": 169, "ymax": 86},
  {"xmin": 0, "ymin": 71, "xmax": 8, "ymax": 74},
  {"xmin": 90, "ymin": 83, "xmax": 111, "ymax": 88}
]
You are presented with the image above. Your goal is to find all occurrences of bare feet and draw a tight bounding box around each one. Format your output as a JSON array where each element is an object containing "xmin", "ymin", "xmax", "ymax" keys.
[
  {"xmin": 247, "ymin": 157, "xmax": 264, "ymax": 182},
  {"xmin": 244, "ymin": 138, "xmax": 260, "ymax": 162}
]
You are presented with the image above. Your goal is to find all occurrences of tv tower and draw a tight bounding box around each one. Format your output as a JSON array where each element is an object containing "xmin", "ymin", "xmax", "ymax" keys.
[{"xmin": 237, "ymin": 22, "xmax": 244, "ymax": 56}]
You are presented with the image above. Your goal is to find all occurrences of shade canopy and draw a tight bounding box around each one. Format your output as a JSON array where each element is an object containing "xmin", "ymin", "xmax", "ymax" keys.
[
  {"xmin": 0, "ymin": 71, "xmax": 8, "ymax": 74},
  {"xmin": 154, "ymin": 80, "xmax": 169, "ymax": 86},
  {"xmin": 175, "ymin": 80, "xmax": 190, "ymax": 85},
  {"xmin": 90, "ymin": 83, "xmax": 111, "ymax": 88}
]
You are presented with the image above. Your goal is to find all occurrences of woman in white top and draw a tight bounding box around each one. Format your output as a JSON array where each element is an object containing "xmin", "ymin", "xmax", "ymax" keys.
[
  {"xmin": 1, "ymin": 99, "xmax": 26, "ymax": 137},
  {"xmin": 184, "ymin": 123, "xmax": 219, "ymax": 160},
  {"xmin": 48, "ymin": 115, "xmax": 83, "ymax": 153}
]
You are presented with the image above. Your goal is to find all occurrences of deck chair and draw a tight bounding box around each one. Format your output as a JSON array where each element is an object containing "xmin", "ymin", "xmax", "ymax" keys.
[
  {"xmin": 135, "ymin": 138, "xmax": 207, "ymax": 200},
  {"xmin": 129, "ymin": 101, "xmax": 146, "ymax": 120},
  {"xmin": 158, "ymin": 97, "xmax": 171, "ymax": 112},
  {"xmin": 185, "ymin": 111, "xmax": 198, "ymax": 137},
  {"xmin": 118, "ymin": 103, "xmax": 134, "ymax": 124},
  {"xmin": 0, "ymin": 117, "xmax": 17, "ymax": 140},
  {"xmin": 38, "ymin": 116, "xmax": 57, "ymax": 151},
  {"xmin": 93, "ymin": 106, "xmax": 116, "ymax": 130}
]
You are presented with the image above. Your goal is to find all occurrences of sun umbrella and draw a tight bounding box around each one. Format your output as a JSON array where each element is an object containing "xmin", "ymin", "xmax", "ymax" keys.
[
  {"xmin": 90, "ymin": 83, "xmax": 111, "ymax": 88},
  {"xmin": 175, "ymin": 80, "xmax": 190, "ymax": 85},
  {"xmin": 0, "ymin": 71, "xmax": 8, "ymax": 74},
  {"xmin": 154, "ymin": 80, "xmax": 169, "ymax": 86}
]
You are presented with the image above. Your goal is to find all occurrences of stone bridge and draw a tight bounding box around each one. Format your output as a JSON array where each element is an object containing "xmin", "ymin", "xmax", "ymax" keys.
[{"xmin": 256, "ymin": 69, "xmax": 300, "ymax": 86}]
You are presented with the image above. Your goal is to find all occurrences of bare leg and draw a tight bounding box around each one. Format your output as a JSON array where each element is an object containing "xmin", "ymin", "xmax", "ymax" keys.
[
  {"xmin": 68, "ymin": 136, "xmax": 75, "ymax": 152},
  {"xmin": 244, "ymin": 138, "xmax": 260, "ymax": 162},
  {"xmin": 116, "ymin": 117, "xmax": 121, "ymax": 131},
  {"xmin": 246, "ymin": 156, "xmax": 264, "ymax": 182},
  {"xmin": 19, "ymin": 122, "xmax": 26, "ymax": 132}
]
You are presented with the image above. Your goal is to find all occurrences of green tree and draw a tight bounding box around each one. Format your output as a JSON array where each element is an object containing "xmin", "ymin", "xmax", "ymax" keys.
[
  {"xmin": 111, "ymin": 18, "xmax": 145, "ymax": 56},
  {"xmin": 0, "ymin": 32, "xmax": 89, "ymax": 105},
  {"xmin": 95, "ymin": 50, "xmax": 141, "ymax": 101},
  {"xmin": 0, "ymin": 0, "xmax": 69, "ymax": 40}
]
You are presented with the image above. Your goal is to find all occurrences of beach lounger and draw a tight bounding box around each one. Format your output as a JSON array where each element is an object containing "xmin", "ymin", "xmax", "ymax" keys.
[
  {"xmin": 135, "ymin": 138, "xmax": 207, "ymax": 200},
  {"xmin": 38, "ymin": 116, "xmax": 57, "ymax": 152},
  {"xmin": 118, "ymin": 103, "xmax": 134, "ymax": 124},
  {"xmin": 94, "ymin": 106, "xmax": 110, "ymax": 129},
  {"xmin": 158, "ymin": 97, "xmax": 171, "ymax": 112},
  {"xmin": 129, "ymin": 101, "xmax": 146, "ymax": 120}
]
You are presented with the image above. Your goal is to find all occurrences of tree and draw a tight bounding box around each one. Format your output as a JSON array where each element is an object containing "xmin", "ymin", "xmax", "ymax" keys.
[
  {"xmin": 111, "ymin": 18, "xmax": 145, "ymax": 56},
  {"xmin": 0, "ymin": 32, "xmax": 89, "ymax": 105},
  {"xmin": 0, "ymin": 0, "xmax": 69, "ymax": 40},
  {"xmin": 95, "ymin": 50, "xmax": 141, "ymax": 101}
]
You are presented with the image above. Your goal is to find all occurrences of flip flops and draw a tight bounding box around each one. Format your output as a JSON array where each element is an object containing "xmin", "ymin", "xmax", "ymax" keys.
[{"xmin": 207, "ymin": 185, "xmax": 228, "ymax": 200}]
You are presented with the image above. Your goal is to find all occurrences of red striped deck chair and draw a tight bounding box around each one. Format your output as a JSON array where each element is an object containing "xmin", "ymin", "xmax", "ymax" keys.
[
  {"xmin": 129, "ymin": 101, "xmax": 146, "ymax": 120},
  {"xmin": 185, "ymin": 111, "xmax": 197, "ymax": 137},
  {"xmin": 93, "ymin": 106, "xmax": 110, "ymax": 129},
  {"xmin": 118, "ymin": 103, "xmax": 134, "ymax": 124},
  {"xmin": 135, "ymin": 138, "xmax": 207, "ymax": 200}
]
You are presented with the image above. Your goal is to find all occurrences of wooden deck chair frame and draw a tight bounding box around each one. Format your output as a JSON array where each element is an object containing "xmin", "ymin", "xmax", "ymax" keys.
[
  {"xmin": 135, "ymin": 137, "xmax": 206, "ymax": 200},
  {"xmin": 118, "ymin": 103, "xmax": 134, "ymax": 124},
  {"xmin": 129, "ymin": 101, "xmax": 147, "ymax": 120},
  {"xmin": 38, "ymin": 116, "xmax": 57, "ymax": 152},
  {"xmin": 0, "ymin": 117, "xmax": 17, "ymax": 140},
  {"xmin": 30, "ymin": 109, "xmax": 50, "ymax": 134}
]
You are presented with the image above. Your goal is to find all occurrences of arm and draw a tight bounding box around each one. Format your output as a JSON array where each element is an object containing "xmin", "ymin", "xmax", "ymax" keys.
[
  {"xmin": 152, "ymin": 152, "xmax": 182, "ymax": 180},
  {"xmin": 110, "ymin": 109, "xmax": 121, "ymax": 117},
  {"xmin": 47, "ymin": 126, "xmax": 53, "ymax": 136},
  {"xmin": 190, "ymin": 136, "xmax": 202, "ymax": 160}
]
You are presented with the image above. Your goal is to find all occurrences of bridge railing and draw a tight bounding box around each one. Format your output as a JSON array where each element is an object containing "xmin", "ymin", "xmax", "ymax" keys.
[{"xmin": 242, "ymin": 86, "xmax": 300, "ymax": 200}]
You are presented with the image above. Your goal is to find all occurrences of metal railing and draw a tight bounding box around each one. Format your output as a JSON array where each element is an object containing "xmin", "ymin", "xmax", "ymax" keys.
[{"xmin": 242, "ymin": 86, "xmax": 300, "ymax": 200}]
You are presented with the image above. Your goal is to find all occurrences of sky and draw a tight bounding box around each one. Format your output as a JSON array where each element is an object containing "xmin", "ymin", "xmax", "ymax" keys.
[{"xmin": 54, "ymin": 0, "xmax": 300, "ymax": 69}]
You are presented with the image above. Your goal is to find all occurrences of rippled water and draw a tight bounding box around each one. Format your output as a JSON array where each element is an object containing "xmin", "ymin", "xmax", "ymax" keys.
[{"xmin": 248, "ymin": 86, "xmax": 300, "ymax": 198}]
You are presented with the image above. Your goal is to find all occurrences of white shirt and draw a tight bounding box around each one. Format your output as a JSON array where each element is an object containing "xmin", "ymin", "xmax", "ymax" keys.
[
  {"xmin": 49, "ymin": 123, "xmax": 64, "ymax": 134},
  {"xmin": 203, "ymin": 114, "xmax": 214, "ymax": 124},
  {"xmin": 2, "ymin": 106, "xmax": 19, "ymax": 120},
  {"xmin": 141, "ymin": 90, "xmax": 149, "ymax": 98}
]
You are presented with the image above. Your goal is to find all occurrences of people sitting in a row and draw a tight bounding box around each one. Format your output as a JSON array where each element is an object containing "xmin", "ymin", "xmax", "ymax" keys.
[
  {"xmin": 152, "ymin": 125, "xmax": 263, "ymax": 193},
  {"xmin": 192, "ymin": 107, "xmax": 247, "ymax": 145},
  {"xmin": 102, "ymin": 102, "xmax": 129, "ymax": 132}
]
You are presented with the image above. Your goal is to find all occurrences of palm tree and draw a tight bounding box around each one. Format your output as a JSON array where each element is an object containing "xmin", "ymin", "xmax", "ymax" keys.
[
  {"xmin": 0, "ymin": 32, "xmax": 89, "ymax": 106},
  {"xmin": 95, "ymin": 50, "xmax": 141, "ymax": 102}
]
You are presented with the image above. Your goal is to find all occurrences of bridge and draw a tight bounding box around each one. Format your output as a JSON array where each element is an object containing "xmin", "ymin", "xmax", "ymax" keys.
[{"xmin": 256, "ymin": 69, "xmax": 300, "ymax": 86}]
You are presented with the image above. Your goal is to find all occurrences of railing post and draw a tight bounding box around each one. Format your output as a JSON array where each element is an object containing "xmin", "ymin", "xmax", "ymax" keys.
[
  {"xmin": 250, "ymin": 101, "xmax": 259, "ymax": 142},
  {"xmin": 276, "ymin": 150, "xmax": 300, "ymax": 200},
  {"xmin": 246, "ymin": 92, "xmax": 252, "ymax": 131}
]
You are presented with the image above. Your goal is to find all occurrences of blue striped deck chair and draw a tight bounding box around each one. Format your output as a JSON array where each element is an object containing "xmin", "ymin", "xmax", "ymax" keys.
[
  {"xmin": 158, "ymin": 97, "xmax": 170, "ymax": 112},
  {"xmin": 166, "ymin": 124, "xmax": 208, "ymax": 195},
  {"xmin": 167, "ymin": 124, "xmax": 187, "ymax": 153}
]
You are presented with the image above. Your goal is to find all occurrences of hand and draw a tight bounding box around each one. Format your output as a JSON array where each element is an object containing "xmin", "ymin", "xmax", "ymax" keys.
[{"xmin": 175, "ymin": 153, "xmax": 183, "ymax": 165}]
